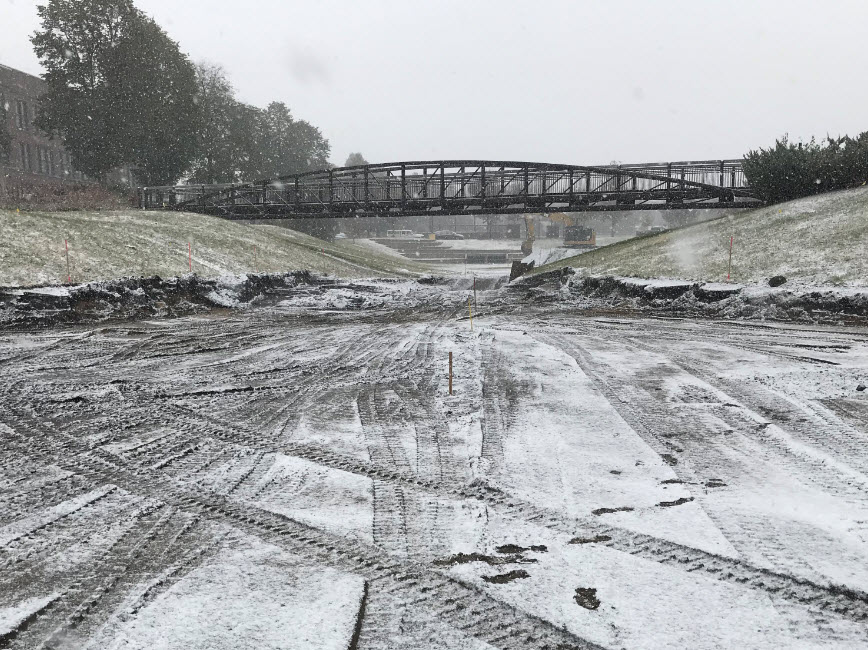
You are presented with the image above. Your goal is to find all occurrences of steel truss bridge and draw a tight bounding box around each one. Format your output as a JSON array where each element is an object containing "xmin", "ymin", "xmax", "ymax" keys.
[{"xmin": 140, "ymin": 159, "xmax": 761, "ymax": 219}]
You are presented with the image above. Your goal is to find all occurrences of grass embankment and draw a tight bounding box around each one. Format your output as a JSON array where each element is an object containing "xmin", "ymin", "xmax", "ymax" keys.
[
  {"xmin": 0, "ymin": 209, "xmax": 431, "ymax": 286},
  {"xmin": 532, "ymin": 186, "xmax": 868, "ymax": 287}
]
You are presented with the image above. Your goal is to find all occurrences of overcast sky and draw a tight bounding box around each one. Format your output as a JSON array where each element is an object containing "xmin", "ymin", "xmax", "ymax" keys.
[{"xmin": 3, "ymin": 0, "xmax": 868, "ymax": 167}]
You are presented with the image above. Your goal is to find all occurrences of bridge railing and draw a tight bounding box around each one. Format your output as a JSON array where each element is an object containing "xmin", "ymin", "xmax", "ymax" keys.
[{"xmin": 139, "ymin": 159, "xmax": 758, "ymax": 216}]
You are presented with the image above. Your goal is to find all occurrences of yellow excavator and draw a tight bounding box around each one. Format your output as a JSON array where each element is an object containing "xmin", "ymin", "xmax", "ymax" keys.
[
  {"xmin": 520, "ymin": 216, "xmax": 536, "ymax": 256},
  {"xmin": 521, "ymin": 213, "xmax": 596, "ymax": 255}
]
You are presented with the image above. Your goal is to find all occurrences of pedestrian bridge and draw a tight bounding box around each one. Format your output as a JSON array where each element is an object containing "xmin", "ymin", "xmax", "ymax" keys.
[{"xmin": 140, "ymin": 159, "xmax": 761, "ymax": 219}]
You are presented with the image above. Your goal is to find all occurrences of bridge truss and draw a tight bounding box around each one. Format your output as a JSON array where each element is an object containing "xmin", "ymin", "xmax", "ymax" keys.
[{"xmin": 140, "ymin": 159, "xmax": 761, "ymax": 219}]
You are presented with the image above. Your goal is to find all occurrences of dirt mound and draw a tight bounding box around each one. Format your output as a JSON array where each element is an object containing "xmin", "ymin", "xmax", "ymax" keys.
[
  {"xmin": 0, "ymin": 272, "xmax": 314, "ymax": 330},
  {"xmin": 513, "ymin": 269, "xmax": 868, "ymax": 323}
]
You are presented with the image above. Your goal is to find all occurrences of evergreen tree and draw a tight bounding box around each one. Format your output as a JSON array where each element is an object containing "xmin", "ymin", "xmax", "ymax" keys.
[{"xmin": 743, "ymin": 133, "xmax": 868, "ymax": 204}]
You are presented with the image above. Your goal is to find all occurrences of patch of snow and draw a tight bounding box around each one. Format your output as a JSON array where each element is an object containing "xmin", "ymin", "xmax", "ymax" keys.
[
  {"xmin": 206, "ymin": 289, "xmax": 242, "ymax": 308},
  {"xmin": 102, "ymin": 534, "xmax": 364, "ymax": 650},
  {"xmin": 23, "ymin": 286, "xmax": 71, "ymax": 296},
  {"xmin": 0, "ymin": 485, "xmax": 116, "ymax": 547},
  {"xmin": 0, "ymin": 594, "xmax": 59, "ymax": 637}
]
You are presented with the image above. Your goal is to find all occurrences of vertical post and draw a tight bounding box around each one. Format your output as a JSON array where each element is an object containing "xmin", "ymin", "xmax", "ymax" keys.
[
  {"xmin": 473, "ymin": 275, "xmax": 477, "ymax": 306},
  {"xmin": 295, "ymin": 176, "xmax": 300, "ymax": 212},
  {"xmin": 188, "ymin": 242, "xmax": 192, "ymax": 273},
  {"xmin": 448, "ymin": 351, "xmax": 453, "ymax": 396},
  {"xmin": 727, "ymin": 236, "xmax": 734, "ymax": 281},
  {"xmin": 400, "ymin": 164, "xmax": 406, "ymax": 210},
  {"xmin": 254, "ymin": 245, "xmax": 257, "ymax": 273},
  {"xmin": 440, "ymin": 165, "xmax": 446, "ymax": 207},
  {"xmin": 364, "ymin": 167, "xmax": 370, "ymax": 212},
  {"xmin": 468, "ymin": 297, "xmax": 473, "ymax": 331},
  {"xmin": 329, "ymin": 168, "xmax": 334, "ymax": 216},
  {"xmin": 666, "ymin": 163, "xmax": 672, "ymax": 203},
  {"xmin": 568, "ymin": 168, "xmax": 574, "ymax": 206},
  {"xmin": 65, "ymin": 239, "xmax": 71, "ymax": 284},
  {"xmin": 480, "ymin": 164, "xmax": 486, "ymax": 208}
]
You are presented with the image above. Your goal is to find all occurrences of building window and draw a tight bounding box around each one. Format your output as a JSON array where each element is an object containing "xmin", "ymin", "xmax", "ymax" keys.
[
  {"xmin": 15, "ymin": 100, "xmax": 30, "ymax": 130},
  {"xmin": 19, "ymin": 142, "xmax": 30, "ymax": 171}
]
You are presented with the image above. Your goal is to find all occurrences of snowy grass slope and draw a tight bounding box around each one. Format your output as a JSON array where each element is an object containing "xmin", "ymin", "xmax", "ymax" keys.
[
  {"xmin": 0, "ymin": 209, "xmax": 430, "ymax": 287},
  {"xmin": 532, "ymin": 186, "xmax": 868, "ymax": 287}
]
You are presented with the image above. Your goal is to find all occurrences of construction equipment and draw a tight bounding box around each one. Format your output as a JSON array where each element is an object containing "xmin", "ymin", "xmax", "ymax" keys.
[
  {"xmin": 521, "ymin": 213, "xmax": 597, "ymax": 253},
  {"xmin": 521, "ymin": 215, "xmax": 535, "ymax": 255},
  {"xmin": 563, "ymin": 225, "xmax": 596, "ymax": 248},
  {"xmin": 545, "ymin": 212, "xmax": 595, "ymax": 248},
  {"xmin": 545, "ymin": 212, "xmax": 575, "ymax": 230}
]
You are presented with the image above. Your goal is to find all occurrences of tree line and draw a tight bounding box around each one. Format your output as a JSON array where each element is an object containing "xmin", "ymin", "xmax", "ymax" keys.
[
  {"xmin": 31, "ymin": 0, "xmax": 331, "ymax": 187},
  {"xmin": 743, "ymin": 132, "xmax": 868, "ymax": 205}
]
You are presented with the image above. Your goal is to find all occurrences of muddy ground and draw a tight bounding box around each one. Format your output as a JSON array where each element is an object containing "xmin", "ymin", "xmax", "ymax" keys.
[{"xmin": 2, "ymin": 280, "xmax": 868, "ymax": 649}]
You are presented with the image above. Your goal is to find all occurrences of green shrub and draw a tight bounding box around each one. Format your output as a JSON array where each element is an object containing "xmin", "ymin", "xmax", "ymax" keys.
[{"xmin": 743, "ymin": 133, "xmax": 868, "ymax": 204}]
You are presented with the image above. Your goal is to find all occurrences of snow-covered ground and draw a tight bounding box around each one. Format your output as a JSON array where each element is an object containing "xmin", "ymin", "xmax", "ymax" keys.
[
  {"xmin": 535, "ymin": 186, "xmax": 868, "ymax": 288},
  {"xmin": 2, "ymin": 283, "xmax": 868, "ymax": 648},
  {"xmin": 0, "ymin": 209, "xmax": 429, "ymax": 287}
]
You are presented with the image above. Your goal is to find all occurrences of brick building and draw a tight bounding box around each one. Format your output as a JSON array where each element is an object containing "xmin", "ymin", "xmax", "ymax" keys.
[{"xmin": 0, "ymin": 62, "xmax": 88, "ymax": 194}]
